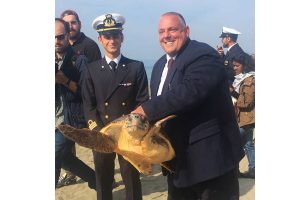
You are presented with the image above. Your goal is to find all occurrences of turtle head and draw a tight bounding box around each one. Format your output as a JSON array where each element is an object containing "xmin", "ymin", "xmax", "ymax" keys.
[{"xmin": 124, "ymin": 113, "xmax": 150, "ymax": 138}]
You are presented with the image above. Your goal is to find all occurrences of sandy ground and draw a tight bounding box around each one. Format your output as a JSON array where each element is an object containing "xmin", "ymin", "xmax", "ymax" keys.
[{"xmin": 55, "ymin": 144, "xmax": 254, "ymax": 200}]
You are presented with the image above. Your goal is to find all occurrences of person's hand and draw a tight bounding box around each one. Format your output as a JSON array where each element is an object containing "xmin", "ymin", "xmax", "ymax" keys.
[
  {"xmin": 131, "ymin": 106, "xmax": 146, "ymax": 117},
  {"xmin": 216, "ymin": 46, "xmax": 224, "ymax": 56},
  {"xmin": 55, "ymin": 70, "xmax": 68, "ymax": 85}
]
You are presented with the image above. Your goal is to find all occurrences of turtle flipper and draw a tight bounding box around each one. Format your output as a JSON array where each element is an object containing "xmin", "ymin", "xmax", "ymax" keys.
[
  {"xmin": 58, "ymin": 124, "xmax": 116, "ymax": 153},
  {"xmin": 154, "ymin": 115, "xmax": 176, "ymax": 127},
  {"xmin": 116, "ymin": 150, "xmax": 153, "ymax": 175}
]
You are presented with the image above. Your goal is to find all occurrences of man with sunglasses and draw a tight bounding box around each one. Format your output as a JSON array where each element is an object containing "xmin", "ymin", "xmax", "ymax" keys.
[
  {"xmin": 81, "ymin": 13, "xmax": 149, "ymax": 200},
  {"xmin": 58, "ymin": 10, "xmax": 102, "ymax": 187},
  {"xmin": 60, "ymin": 10, "xmax": 101, "ymax": 63},
  {"xmin": 55, "ymin": 18, "xmax": 96, "ymax": 190}
]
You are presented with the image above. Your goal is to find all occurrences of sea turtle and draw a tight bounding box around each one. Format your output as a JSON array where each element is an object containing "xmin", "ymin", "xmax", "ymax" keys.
[{"xmin": 58, "ymin": 113, "xmax": 175, "ymax": 175}]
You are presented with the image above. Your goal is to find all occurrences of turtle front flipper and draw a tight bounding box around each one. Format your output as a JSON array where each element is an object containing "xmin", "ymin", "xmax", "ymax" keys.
[{"xmin": 58, "ymin": 124, "xmax": 116, "ymax": 153}]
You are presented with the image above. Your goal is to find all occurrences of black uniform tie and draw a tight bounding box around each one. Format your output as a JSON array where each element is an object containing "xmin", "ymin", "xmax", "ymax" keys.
[{"xmin": 109, "ymin": 61, "xmax": 117, "ymax": 71}]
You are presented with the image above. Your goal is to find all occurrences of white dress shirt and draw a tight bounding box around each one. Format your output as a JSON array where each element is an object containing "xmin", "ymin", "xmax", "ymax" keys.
[{"xmin": 157, "ymin": 55, "xmax": 176, "ymax": 96}]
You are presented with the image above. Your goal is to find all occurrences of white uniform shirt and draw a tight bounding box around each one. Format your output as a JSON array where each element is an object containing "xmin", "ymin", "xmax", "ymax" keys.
[{"xmin": 105, "ymin": 54, "xmax": 121, "ymax": 70}]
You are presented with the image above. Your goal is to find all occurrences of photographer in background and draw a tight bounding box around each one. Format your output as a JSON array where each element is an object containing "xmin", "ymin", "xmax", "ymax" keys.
[{"xmin": 55, "ymin": 18, "xmax": 96, "ymax": 189}]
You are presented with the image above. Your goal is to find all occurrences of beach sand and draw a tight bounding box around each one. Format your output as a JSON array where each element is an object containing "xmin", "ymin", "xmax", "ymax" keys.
[{"xmin": 55, "ymin": 144, "xmax": 254, "ymax": 200}]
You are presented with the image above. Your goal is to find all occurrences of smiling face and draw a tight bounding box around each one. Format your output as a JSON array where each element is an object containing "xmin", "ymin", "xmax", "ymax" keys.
[
  {"xmin": 158, "ymin": 14, "xmax": 190, "ymax": 57},
  {"xmin": 98, "ymin": 32, "xmax": 123, "ymax": 58}
]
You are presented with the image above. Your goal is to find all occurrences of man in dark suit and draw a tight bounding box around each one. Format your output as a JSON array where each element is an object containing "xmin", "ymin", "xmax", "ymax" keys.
[
  {"xmin": 217, "ymin": 27, "xmax": 245, "ymax": 83},
  {"xmin": 132, "ymin": 12, "xmax": 244, "ymax": 200},
  {"xmin": 82, "ymin": 13, "xmax": 149, "ymax": 200}
]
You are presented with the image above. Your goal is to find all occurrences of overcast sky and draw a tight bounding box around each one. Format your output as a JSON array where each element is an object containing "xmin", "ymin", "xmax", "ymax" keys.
[{"xmin": 56, "ymin": 0, "xmax": 254, "ymax": 64}]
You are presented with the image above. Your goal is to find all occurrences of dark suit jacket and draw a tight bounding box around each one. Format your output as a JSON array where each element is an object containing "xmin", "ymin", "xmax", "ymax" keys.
[
  {"xmin": 223, "ymin": 43, "xmax": 245, "ymax": 82},
  {"xmin": 82, "ymin": 55, "xmax": 149, "ymax": 131},
  {"xmin": 142, "ymin": 39, "xmax": 244, "ymax": 188}
]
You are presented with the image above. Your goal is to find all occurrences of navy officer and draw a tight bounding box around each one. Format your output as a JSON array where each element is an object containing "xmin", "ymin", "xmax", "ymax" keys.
[
  {"xmin": 217, "ymin": 26, "xmax": 245, "ymax": 83},
  {"xmin": 81, "ymin": 13, "xmax": 149, "ymax": 200}
]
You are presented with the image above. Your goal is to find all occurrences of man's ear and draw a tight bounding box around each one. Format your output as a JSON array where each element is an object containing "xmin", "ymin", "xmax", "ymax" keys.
[
  {"xmin": 120, "ymin": 33, "xmax": 124, "ymax": 42},
  {"xmin": 98, "ymin": 35, "xmax": 103, "ymax": 44},
  {"xmin": 185, "ymin": 26, "xmax": 190, "ymax": 37}
]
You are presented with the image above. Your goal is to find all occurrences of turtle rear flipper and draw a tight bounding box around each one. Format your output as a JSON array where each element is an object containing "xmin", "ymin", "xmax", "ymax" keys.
[
  {"xmin": 116, "ymin": 149, "xmax": 153, "ymax": 175},
  {"xmin": 58, "ymin": 124, "xmax": 116, "ymax": 153}
]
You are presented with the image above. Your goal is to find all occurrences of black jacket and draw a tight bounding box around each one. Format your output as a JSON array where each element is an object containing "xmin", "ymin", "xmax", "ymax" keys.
[
  {"xmin": 223, "ymin": 43, "xmax": 245, "ymax": 83},
  {"xmin": 82, "ymin": 55, "xmax": 149, "ymax": 131},
  {"xmin": 142, "ymin": 39, "xmax": 244, "ymax": 187}
]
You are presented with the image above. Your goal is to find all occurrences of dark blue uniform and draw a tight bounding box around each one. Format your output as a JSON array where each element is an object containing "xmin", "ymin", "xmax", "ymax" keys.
[
  {"xmin": 222, "ymin": 43, "xmax": 245, "ymax": 83},
  {"xmin": 82, "ymin": 55, "xmax": 149, "ymax": 200}
]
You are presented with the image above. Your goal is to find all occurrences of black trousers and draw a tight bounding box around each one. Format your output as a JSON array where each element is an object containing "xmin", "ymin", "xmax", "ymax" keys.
[
  {"xmin": 167, "ymin": 168, "xmax": 239, "ymax": 200},
  {"xmin": 93, "ymin": 151, "xmax": 142, "ymax": 200},
  {"xmin": 55, "ymin": 133, "xmax": 96, "ymax": 189}
]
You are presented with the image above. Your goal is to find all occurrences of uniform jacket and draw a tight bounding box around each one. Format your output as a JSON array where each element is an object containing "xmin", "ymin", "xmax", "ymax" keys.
[
  {"xmin": 56, "ymin": 46, "xmax": 88, "ymax": 128},
  {"xmin": 223, "ymin": 43, "xmax": 245, "ymax": 83},
  {"xmin": 236, "ymin": 76, "xmax": 255, "ymax": 127},
  {"xmin": 82, "ymin": 55, "xmax": 149, "ymax": 131},
  {"xmin": 142, "ymin": 39, "xmax": 244, "ymax": 187}
]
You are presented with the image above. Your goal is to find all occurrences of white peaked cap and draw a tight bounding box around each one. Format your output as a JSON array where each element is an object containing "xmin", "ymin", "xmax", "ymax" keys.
[
  {"xmin": 222, "ymin": 26, "xmax": 241, "ymax": 35},
  {"xmin": 92, "ymin": 13, "xmax": 125, "ymax": 34}
]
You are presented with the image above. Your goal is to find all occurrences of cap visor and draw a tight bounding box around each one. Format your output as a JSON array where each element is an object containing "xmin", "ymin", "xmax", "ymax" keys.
[{"xmin": 99, "ymin": 29, "xmax": 121, "ymax": 35}]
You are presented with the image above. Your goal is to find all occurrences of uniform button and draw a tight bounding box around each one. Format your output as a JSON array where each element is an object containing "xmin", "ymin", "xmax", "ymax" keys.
[
  {"xmin": 105, "ymin": 102, "xmax": 108, "ymax": 106},
  {"xmin": 122, "ymin": 114, "xmax": 125, "ymax": 117},
  {"xmin": 122, "ymin": 102, "xmax": 126, "ymax": 106},
  {"xmin": 105, "ymin": 115, "xmax": 109, "ymax": 119}
]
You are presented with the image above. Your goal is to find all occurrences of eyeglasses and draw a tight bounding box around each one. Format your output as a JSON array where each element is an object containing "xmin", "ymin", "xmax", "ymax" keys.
[{"xmin": 55, "ymin": 34, "xmax": 66, "ymax": 41}]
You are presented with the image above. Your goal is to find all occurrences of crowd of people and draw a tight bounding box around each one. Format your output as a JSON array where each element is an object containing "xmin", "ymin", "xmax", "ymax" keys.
[{"xmin": 55, "ymin": 10, "xmax": 255, "ymax": 200}]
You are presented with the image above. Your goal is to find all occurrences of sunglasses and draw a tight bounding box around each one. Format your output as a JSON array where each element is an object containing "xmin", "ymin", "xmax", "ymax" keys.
[{"xmin": 55, "ymin": 34, "xmax": 66, "ymax": 41}]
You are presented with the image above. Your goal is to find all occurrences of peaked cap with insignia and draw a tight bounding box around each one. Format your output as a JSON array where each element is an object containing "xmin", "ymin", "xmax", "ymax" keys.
[{"xmin": 92, "ymin": 13, "xmax": 125, "ymax": 35}]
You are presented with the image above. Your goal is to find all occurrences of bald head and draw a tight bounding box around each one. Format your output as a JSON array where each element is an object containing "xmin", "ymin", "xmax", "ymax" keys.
[{"xmin": 158, "ymin": 12, "xmax": 190, "ymax": 57}]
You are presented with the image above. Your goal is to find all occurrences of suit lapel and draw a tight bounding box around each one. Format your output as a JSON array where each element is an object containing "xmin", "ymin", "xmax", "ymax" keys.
[{"xmin": 105, "ymin": 55, "xmax": 130, "ymax": 101}]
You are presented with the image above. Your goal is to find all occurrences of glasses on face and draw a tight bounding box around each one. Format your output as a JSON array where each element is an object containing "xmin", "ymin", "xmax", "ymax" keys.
[{"xmin": 55, "ymin": 34, "xmax": 66, "ymax": 41}]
